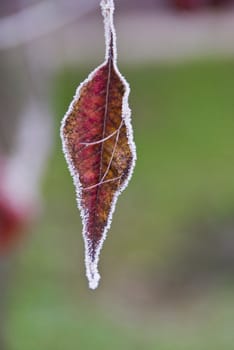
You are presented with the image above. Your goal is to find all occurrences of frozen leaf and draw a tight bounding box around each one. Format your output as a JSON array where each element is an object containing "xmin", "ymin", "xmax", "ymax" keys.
[{"xmin": 61, "ymin": 0, "xmax": 136, "ymax": 289}]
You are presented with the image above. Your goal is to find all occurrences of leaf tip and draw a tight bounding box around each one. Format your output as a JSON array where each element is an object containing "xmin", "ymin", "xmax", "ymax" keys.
[
  {"xmin": 89, "ymin": 276, "xmax": 100, "ymax": 290},
  {"xmin": 86, "ymin": 258, "xmax": 101, "ymax": 290}
]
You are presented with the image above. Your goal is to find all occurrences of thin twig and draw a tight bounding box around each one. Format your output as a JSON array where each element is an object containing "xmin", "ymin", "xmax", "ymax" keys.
[{"xmin": 0, "ymin": 0, "xmax": 98, "ymax": 50}]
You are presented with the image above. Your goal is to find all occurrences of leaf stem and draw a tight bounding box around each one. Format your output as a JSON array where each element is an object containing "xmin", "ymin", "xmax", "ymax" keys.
[{"xmin": 100, "ymin": 0, "xmax": 116, "ymax": 61}]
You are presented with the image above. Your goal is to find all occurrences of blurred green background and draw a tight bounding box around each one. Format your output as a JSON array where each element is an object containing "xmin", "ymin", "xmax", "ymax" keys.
[{"xmin": 6, "ymin": 58, "xmax": 234, "ymax": 350}]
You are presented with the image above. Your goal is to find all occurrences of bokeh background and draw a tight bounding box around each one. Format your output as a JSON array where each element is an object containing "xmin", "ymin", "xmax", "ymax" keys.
[{"xmin": 1, "ymin": 0, "xmax": 234, "ymax": 349}]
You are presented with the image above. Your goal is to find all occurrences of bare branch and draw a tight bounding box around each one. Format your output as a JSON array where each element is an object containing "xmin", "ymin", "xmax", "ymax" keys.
[{"xmin": 0, "ymin": 0, "xmax": 98, "ymax": 50}]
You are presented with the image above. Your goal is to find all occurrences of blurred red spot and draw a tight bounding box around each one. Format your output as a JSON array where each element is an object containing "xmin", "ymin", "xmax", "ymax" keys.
[{"xmin": 0, "ymin": 197, "xmax": 26, "ymax": 254}]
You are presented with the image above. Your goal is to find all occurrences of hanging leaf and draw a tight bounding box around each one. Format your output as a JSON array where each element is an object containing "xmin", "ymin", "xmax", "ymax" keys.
[{"xmin": 60, "ymin": 0, "xmax": 136, "ymax": 289}]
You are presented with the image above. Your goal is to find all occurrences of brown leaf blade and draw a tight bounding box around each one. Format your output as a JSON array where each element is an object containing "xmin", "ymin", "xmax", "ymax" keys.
[{"xmin": 61, "ymin": 0, "xmax": 136, "ymax": 289}]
